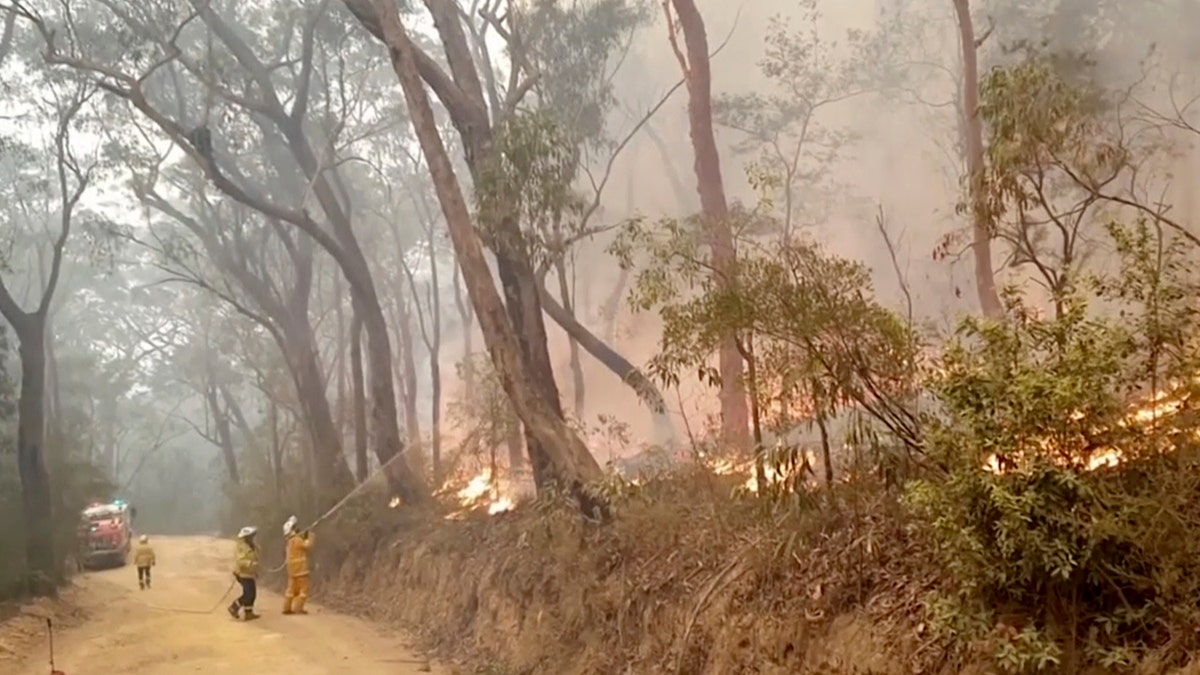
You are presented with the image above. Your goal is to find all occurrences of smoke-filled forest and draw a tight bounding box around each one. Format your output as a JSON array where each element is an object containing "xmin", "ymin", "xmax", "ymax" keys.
[{"xmin": 2, "ymin": 0, "xmax": 1200, "ymax": 672}]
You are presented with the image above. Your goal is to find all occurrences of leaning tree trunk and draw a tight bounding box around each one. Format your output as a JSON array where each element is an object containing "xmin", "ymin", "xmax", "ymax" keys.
[
  {"xmin": 538, "ymin": 287, "xmax": 677, "ymax": 445},
  {"xmin": 363, "ymin": 6, "xmax": 603, "ymax": 497},
  {"xmin": 667, "ymin": 0, "xmax": 751, "ymax": 453},
  {"xmin": 952, "ymin": 0, "xmax": 1003, "ymax": 318}
]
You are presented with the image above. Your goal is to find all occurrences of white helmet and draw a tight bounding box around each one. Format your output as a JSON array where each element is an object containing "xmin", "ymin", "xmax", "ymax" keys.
[
  {"xmin": 282, "ymin": 515, "xmax": 298, "ymax": 537},
  {"xmin": 237, "ymin": 526, "xmax": 257, "ymax": 539},
  {"xmin": 139, "ymin": 534, "xmax": 148, "ymax": 543}
]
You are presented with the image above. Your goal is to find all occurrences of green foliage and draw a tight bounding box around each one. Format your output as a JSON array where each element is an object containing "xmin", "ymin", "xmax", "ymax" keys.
[
  {"xmin": 517, "ymin": 0, "xmax": 652, "ymax": 150},
  {"xmin": 474, "ymin": 111, "xmax": 586, "ymax": 261},
  {"xmin": 612, "ymin": 199, "xmax": 921, "ymax": 468},
  {"xmin": 975, "ymin": 58, "xmax": 1127, "ymax": 302},
  {"xmin": 907, "ymin": 223, "xmax": 1200, "ymax": 670}
]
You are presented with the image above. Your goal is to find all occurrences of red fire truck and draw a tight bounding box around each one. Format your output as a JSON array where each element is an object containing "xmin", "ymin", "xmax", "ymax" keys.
[{"xmin": 77, "ymin": 500, "xmax": 134, "ymax": 569}]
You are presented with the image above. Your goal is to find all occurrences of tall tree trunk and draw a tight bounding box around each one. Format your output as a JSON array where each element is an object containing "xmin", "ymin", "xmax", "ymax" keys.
[
  {"xmin": 333, "ymin": 271, "xmax": 349, "ymax": 439},
  {"xmin": 553, "ymin": 257, "xmax": 586, "ymax": 419},
  {"xmin": 43, "ymin": 316, "xmax": 62, "ymax": 445},
  {"xmin": 452, "ymin": 264, "xmax": 475, "ymax": 390},
  {"xmin": 395, "ymin": 293, "xmax": 422, "ymax": 447},
  {"xmin": 952, "ymin": 0, "xmax": 1003, "ymax": 318},
  {"xmin": 426, "ymin": 231, "xmax": 444, "ymax": 485},
  {"xmin": 220, "ymin": 386, "xmax": 253, "ymax": 440},
  {"xmin": 205, "ymin": 382, "xmax": 241, "ymax": 485},
  {"xmin": 281, "ymin": 317, "xmax": 355, "ymax": 495},
  {"xmin": 349, "ymin": 305, "xmax": 369, "ymax": 482},
  {"xmin": 359, "ymin": 5, "xmax": 603, "ymax": 499},
  {"xmin": 268, "ymin": 394, "xmax": 284, "ymax": 503},
  {"xmin": 665, "ymin": 0, "xmax": 751, "ymax": 453},
  {"xmin": 817, "ymin": 405, "xmax": 833, "ymax": 487},
  {"xmin": 14, "ymin": 317, "xmax": 57, "ymax": 588}
]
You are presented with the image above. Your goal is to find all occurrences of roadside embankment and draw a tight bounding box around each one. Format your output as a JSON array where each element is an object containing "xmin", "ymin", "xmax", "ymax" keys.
[{"xmin": 300, "ymin": 472, "xmax": 940, "ymax": 674}]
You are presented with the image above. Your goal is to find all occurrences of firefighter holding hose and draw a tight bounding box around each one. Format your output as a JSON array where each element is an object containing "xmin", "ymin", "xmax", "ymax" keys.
[{"xmin": 281, "ymin": 515, "xmax": 313, "ymax": 615}]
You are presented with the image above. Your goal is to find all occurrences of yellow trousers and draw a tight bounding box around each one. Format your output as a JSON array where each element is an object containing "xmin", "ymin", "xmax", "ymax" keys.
[{"xmin": 283, "ymin": 574, "xmax": 309, "ymax": 613}]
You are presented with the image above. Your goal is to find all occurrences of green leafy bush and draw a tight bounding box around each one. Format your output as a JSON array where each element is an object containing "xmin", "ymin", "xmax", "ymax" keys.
[{"xmin": 908, "ymin": 273, "xmax": 1200, "ymax": 671}]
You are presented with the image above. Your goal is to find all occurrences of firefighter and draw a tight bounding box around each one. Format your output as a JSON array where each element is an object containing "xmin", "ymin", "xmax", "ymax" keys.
[
  {"xmin": 281, "ymin": 516, "xmax": 313, "ymax": 615},
  {"xmin": 228, "ymin": 526, "xmax": 261, "ymax": 621},
  {"xmin": 133, "ymin": 535, "xmax": 156, "ymax": 589}
]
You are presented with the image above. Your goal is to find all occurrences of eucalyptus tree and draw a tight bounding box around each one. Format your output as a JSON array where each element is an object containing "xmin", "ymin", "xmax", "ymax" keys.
[
  {"xmin": 0, "ymin": 55, "xmax": 98, "ymax": 585},
  {"xmin": 8, "ymin": 0, "xmax": 430, "ymax": 502},
  {"xmin": 341, "ymin": 0, "xmax": 662, "ymax": 499}
]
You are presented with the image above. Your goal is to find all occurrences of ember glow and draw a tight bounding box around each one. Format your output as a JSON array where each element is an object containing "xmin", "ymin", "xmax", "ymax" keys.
[{"xmin": 983, "ymin": 380, "xmax": 1196, "ymax": 474}]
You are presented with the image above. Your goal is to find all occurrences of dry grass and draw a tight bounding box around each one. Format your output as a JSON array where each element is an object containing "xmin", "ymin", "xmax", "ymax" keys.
[{"xmin": 303, "ymin": 469, "xmax": 948, "ymax": 674}]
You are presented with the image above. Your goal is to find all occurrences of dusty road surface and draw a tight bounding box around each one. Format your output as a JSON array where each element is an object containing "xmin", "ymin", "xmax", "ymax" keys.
[{"xmin": 3, "ymin": 535, "xmax": 441, "ymax": 674}]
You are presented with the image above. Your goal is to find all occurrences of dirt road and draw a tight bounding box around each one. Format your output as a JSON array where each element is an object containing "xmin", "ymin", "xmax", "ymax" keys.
[{"xmin": 3, "ymin": 536, "xmax": 442, "ymax": 674}]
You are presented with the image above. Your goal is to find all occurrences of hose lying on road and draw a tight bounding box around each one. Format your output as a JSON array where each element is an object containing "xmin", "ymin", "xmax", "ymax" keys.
[
  {"xmin": 141, "ymin": 579, "xmax": 237, "ymax": 614},
  {"xmin": 134, "ymin": 451, "xmax": 408, "ymax": 612}
]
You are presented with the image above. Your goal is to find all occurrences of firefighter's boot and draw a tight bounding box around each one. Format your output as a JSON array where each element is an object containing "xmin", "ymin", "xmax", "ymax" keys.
[
  {"xmin": 139, "ymin": 580, "xmax": 145, "ymax": 590},
  {"xmin": 282, "ymin": 596, "xmax": 294, "ymax": 615},
  {"xmin": 227, "ymin": 602, "xmax": 240, "ymax": 619},
  {"xmin": 293, "ymin": 596, "xmax": 308, "ymax": 615},
  {"xmin": 243, "ymin": 608, "xmax": 260, "ymax": 621}
]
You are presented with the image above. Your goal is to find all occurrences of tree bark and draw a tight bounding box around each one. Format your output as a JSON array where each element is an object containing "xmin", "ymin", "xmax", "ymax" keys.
[
  {"xmin": 333, "ymin": 272, "xmax": 349, "ymax": 440},
  {"xmin": 425, "ymin": 228, "xmax": 444, "ymax": 484},
  {"xmin": 665, "ymin": 0, "xmax": 751, "ymax": 453},
  {"xmin": 817, "ymin": 407, "xmax": 833, "ymax": 487},
  {"xmin": 349, "ymin": 304, "xmax": 369, "ymax": 482},
  {"xmin": 952, "ymin": 0, "xmax": 1003, "ymax": 318},
  {"xmin": 395, "ymin": 293, "xmax": 422, "ymax": 447},
  {"xmin": 268, "ymin": 393, "xmax": 284, "ymax": 503},
  {"xmin": 15, "ymin": 317, "xmax": 56, "ymax": 587},
  {"xmin": 554, "ymin": 257, "xmax": 586, "ymax": 419},
  {"xmin": 282, "ymin": 315, "xmax": 356, "ymax": 494},
  {"xmin": 451, "ymin": 264, "xmax": 475, "ymax": 391},
  {"xmin": 358, "ymin": 2, "xmax": 603, "ymax": 499},
  {"xmin": 220, "ymin": 385, "xmax": 253, "ymax": 440},
  {"xmin": 205, "ymin": 382, "xmax": 241, "ymax": 485}
]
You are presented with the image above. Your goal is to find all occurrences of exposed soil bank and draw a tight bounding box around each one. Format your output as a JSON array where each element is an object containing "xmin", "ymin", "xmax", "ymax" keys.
[
  {"xmin": 280, "ymin": 470, "xmax": 1200, "ymax": 674},
  {"xmin": 296, "ymin": 474, "xmax": 945, "ymax": 674}
]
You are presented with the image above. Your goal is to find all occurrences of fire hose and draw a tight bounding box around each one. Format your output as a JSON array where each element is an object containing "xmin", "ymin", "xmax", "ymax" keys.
[
  {"xmin": 143, "ymin": 450, "xmax": 407, "ymax": 612},
  {"xmin": 143, "ymin": 579, "xmax": 237, "ymax": 614},
  {"xmin": 264, "ymin": 449, "xmax": 407, "ymax": 573}
]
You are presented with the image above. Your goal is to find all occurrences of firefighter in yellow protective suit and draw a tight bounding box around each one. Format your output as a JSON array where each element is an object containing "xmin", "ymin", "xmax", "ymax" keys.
[
  {"xmin": 281, "ymin": 516, "xmax": 313, "ymax": 615},
  {"xmin": 133, "ymin": 534, "xmax": 155, "ymax": 590},
  {"xmin": 228, "ymin": 526, "xmax": 261, "ymax": 621}
]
